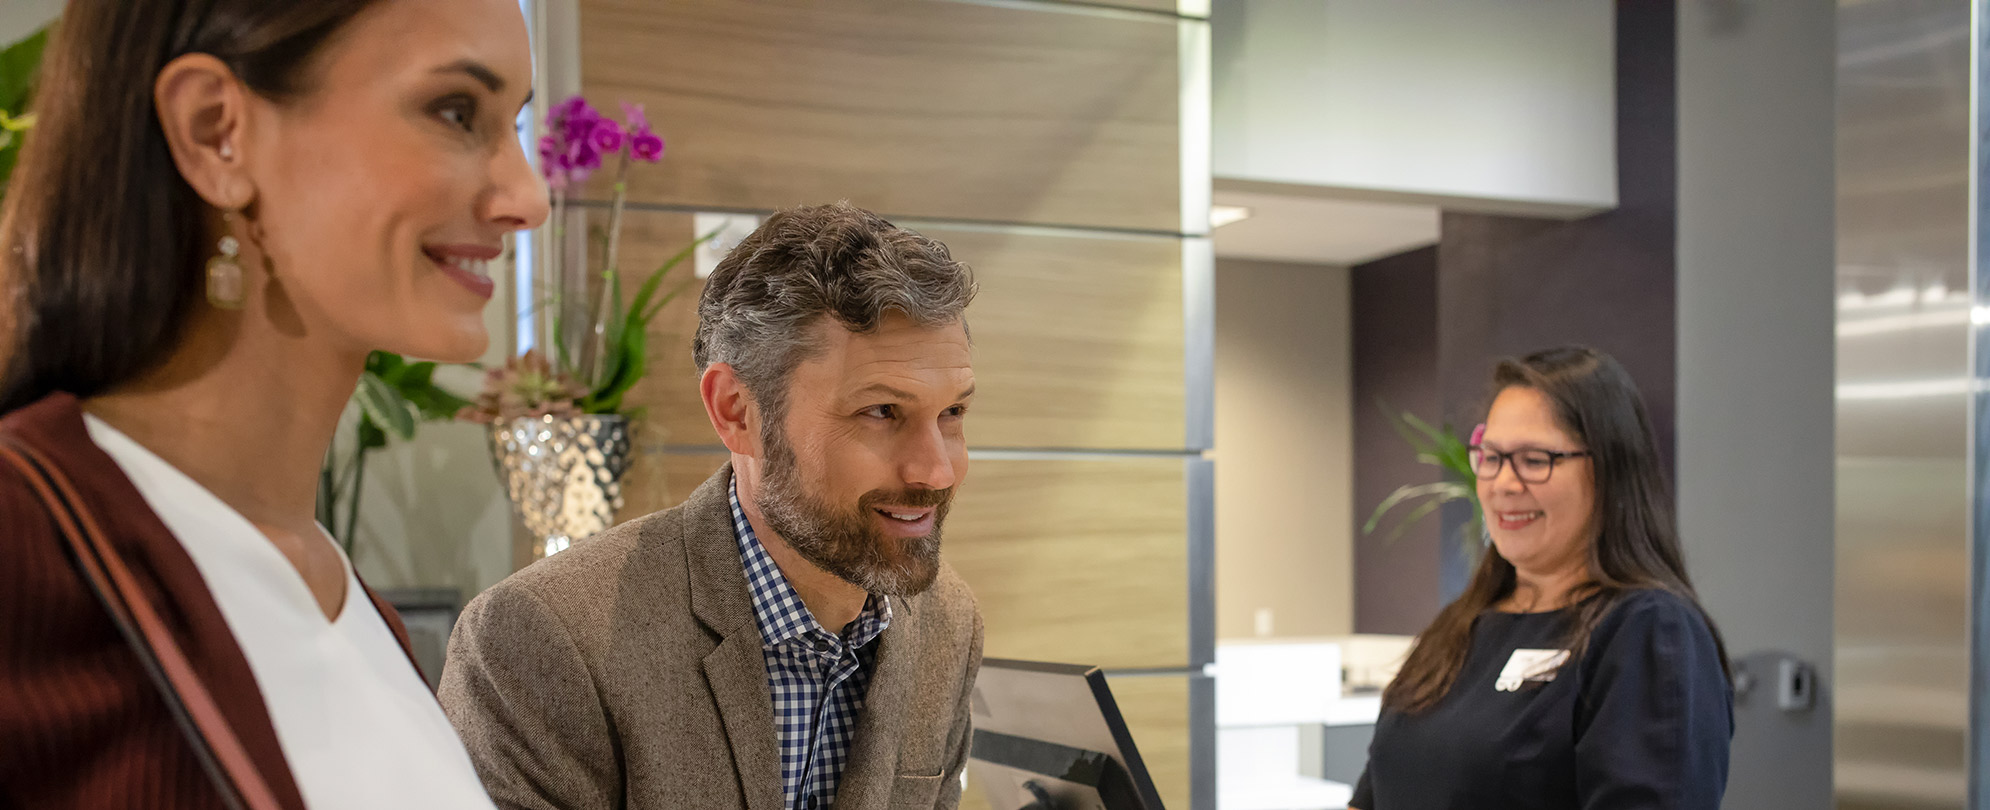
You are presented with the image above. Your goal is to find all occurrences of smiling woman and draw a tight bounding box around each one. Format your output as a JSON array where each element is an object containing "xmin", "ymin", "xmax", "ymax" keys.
[
  {"xmin": 0, "ymin": 1, "xmax": 544, "ymax": 808},
  {"xmin": 1349, "ymin": 346, "xmax": 1735, "ymax": 810}
]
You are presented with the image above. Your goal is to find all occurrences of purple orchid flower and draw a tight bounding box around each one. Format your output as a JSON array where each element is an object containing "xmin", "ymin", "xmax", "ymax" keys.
[
  {"xmin": 629, "ymin": 132, "xmax": 665, "ymax": 163},
  {"xmin": 538, "ymin": 94, "xmax": 668, "ymax": 186},
  {"xmin": 620, "ymin": 102, "xmax": 666, "ymax": 163},
  {"xmin": 590, "ymin": 117, "xmax": 625, "ymax": 153}
]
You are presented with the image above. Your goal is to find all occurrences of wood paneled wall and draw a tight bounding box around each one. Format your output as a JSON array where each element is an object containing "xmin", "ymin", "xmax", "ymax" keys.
[
  {"xmin": 600, "ymin": 213, "xmax": 1190, "ymax": 451},
  {"xmin": 578, "ymin": 0, "xmax": 1180, "ymax": 231},
  {"xmin": 573, "ymin": 0, "xmax": 1209, "ymax": 803}
]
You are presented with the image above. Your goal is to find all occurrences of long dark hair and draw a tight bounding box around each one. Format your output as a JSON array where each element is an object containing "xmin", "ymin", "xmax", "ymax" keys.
[
  {"xmin": 0, "ymin": 0, "xmax": 384, "ymax": 414},
  {"xmin": 1384, "ymin": 346, "xmax": 1730, "ymax": 713}
]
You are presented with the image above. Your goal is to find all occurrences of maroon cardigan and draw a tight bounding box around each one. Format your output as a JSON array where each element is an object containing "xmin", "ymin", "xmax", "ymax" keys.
[{"xmin": 0, "ymin": 393, "xmax": 422, "ymax": 810}]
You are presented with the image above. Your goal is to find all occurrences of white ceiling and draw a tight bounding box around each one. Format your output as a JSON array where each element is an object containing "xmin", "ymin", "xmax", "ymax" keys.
[{"xmin": 1210, "ymin": 188, "xmax": 1440, "ymax": 267}]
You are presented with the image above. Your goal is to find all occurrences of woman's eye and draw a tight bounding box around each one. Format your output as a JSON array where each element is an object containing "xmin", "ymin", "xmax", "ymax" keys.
[{"xmin": 436, "ymin": 98, "xmax": 477, "ymax": 131}]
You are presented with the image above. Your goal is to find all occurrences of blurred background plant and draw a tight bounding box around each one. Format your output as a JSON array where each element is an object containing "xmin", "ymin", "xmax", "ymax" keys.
[
  {"xmin": 1362, "ymin": 404, "xmax": 1487, "ymax": 563},
  {"xmin": 0, "ymin": 25, "xmax": 51, "ymax": 200},
  {"xmin": 317, "ymin": 352, "xmax": 472, "ymax": 554}
]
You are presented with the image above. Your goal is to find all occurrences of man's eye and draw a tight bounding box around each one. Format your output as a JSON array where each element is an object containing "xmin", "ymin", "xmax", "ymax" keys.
[{"xmin": 863, "ymin": 405, "xmax": 896, "ymax": 420}]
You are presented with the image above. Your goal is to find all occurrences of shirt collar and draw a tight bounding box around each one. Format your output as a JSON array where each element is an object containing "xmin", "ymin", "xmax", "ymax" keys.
[{"xmin": 730, "ymin": 478, "xmax": 892, "ymax": 653}]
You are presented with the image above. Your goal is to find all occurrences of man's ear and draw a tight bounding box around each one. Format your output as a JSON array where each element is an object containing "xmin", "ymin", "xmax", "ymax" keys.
[
  {"xmin": 701, "ymin": 363, "xmax": 764, "ymax": 457},
  {"xmin": 154, "ymin": 53, "xmax": 257, "ymax": 211}
]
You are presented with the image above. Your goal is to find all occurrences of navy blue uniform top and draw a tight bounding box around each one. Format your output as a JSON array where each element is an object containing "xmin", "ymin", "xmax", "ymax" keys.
[{"xmin": 1351, "ymin": 589, "xmax": 1732, "ymax": 810}]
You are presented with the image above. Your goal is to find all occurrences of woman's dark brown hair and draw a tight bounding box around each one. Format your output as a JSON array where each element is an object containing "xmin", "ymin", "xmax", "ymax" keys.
[
  {"xmin": 0, "ymin": 0, "xmax": 384, "ymax": 414},
  {"xmin": 1383, "ymin": 345, "xmax": 1730, "ymax": 713}
]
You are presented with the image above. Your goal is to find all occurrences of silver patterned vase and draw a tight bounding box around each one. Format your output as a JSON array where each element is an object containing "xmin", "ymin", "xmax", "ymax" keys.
[{"xmin": 488, "ymin": 414, "xmax": 631, "ymax": 559}]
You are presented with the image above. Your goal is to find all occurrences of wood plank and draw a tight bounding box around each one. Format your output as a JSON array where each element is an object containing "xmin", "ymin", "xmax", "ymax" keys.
[
  {"xmin": 944, "ymin": 458, "xmax": 1189, "ymax": 669},
  {"xmin": 1106, "ymin": 675, "xmax": 1192, "ymax": 810},
  {"xmin": 618, "ymin": 452, "xmax": 728, "ymax": 522},
  {"xmin": 919, "ymin": 225, "xmax": 1185, "ymax": 450},
  {"xmin": 577, "ymin": 0, "xmax": 1181, "ymax": 232},
  {"xmin": 600, "ymin": 211, "xmax": 1188, "ymax": 452}
]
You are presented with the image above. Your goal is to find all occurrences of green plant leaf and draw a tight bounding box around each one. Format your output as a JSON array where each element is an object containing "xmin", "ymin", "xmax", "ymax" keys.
[
  {"xmin": 362, "ymin": 352, "xmax": 471, "ymax": 421},
  {"xmin": 1377, "ymin": 402, "xmax": 1440, "ymax": 459},
  {"xmin": 1382, "ymin": 497, "xmax": 1449, "ymax": 544},
  {"xmin": 354, "ymin": 371, "xmax": 416, "ymax": 441},
  {"xmin": 593, "ymin": 323, "xmax": 648, "ymax": 414},
  {"xmin": 0, "ymin": 25, "xmax": 50, "ymax": 201},
  {"xmin": 0, "ymin": 26, "xmax": 50, "ymax": 115},
  {"xmin": 1363, "ymin": 481, "xmax": 1472, "ymax": 535},
  {"xmin": 577, "ymin": 229, "xmax": 716, "ymax": 414},
  {"xmin": 630, "ymin": 231, "xmax": 715, "ymax": 324},
  {"xmin": 397, "ymin": 362, "xmax": 473, "ymax": 420},
  {"xmin": 355, "ymin": 414, "xmax": 389, "ymax": 451}
]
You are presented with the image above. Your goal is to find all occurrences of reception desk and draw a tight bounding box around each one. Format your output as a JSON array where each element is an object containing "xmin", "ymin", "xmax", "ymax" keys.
[{"xmin": 1214, "ymin": 636, "xmax": 1410, "ymax": 810}]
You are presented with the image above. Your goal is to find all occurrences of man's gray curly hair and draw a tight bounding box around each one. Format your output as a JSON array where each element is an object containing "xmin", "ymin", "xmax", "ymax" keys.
[{"xmin": 691, "ymin": 202, "xmax": 977, "ymax": 425}]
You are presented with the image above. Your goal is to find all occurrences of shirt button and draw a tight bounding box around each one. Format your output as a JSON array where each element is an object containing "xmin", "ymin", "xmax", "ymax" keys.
[{"xmin": 812, "ymin": 636, "xmax": 832, "ymax": 653}]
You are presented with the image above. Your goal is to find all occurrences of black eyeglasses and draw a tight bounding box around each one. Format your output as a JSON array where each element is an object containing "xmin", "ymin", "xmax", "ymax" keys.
[{"xmin": 1469, "ymin": 446, "xmax": 1590, "ymax": 484}]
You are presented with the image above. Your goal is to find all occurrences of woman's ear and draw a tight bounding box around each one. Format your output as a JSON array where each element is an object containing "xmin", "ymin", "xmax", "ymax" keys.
[{"xmin": 154, "ymin": 53, "xmax": 255, "ymax": 210}]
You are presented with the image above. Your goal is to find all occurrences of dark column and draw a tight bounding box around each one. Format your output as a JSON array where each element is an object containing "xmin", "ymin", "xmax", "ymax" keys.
[{"xmin": 1350, "ymin": 246, "xmax": 1443, "ymax": 635}]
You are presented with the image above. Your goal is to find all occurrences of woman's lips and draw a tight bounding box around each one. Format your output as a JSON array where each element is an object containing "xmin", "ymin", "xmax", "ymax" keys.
[{"xmin": 424, "ymin": 245, "xmax": 500, "ymax": 300}]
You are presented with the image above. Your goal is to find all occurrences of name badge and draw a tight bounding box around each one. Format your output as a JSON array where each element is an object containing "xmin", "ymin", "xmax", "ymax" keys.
[{"xmin": 1495, "ymin": 648, "xmax": 1570, "ymax": 692}]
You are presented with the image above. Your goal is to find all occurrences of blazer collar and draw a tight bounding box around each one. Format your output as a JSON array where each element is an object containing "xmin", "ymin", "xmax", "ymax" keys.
[{"xmin": 683, "ymin": 464, "xmax": 784, "ymax": 810}]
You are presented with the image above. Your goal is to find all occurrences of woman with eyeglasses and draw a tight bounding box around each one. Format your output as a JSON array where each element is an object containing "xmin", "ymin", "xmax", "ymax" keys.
[{"xmin": 1350, "ymin": 346, "xmax": 1733, "ymax": 810}]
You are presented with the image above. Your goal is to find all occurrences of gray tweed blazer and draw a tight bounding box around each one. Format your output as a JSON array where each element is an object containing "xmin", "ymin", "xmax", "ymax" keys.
[{"xmin": 439, "ymin": 465, "xmax": 984, "ymax": 810}]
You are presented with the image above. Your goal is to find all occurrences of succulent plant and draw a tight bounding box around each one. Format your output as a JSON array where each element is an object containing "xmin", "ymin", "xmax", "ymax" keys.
[{"xmin": 460, "ymin": 349, "xmax": 591, "ymax": 424}]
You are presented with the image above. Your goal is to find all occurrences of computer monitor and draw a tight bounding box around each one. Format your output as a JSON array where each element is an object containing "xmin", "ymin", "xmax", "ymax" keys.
[{"xmin": 967, "ymin": 658, "xmax": 1167, "ymax": 810}]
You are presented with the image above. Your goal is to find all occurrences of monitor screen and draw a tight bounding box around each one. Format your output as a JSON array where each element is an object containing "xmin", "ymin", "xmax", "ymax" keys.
[{"xmin": 967, "ymin": 658, "xmax": 1167, "ymax": 810}]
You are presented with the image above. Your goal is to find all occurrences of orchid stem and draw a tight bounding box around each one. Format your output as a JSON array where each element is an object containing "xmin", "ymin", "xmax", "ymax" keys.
[{"xmin": 586, "ymin": 156, "xmax": 630, "ymax": 390}]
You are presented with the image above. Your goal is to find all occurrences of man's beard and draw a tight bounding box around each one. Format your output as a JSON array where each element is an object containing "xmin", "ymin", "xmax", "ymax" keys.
[{"xmin": 754, "ymin": 427, "xmax": 951, "ymax": 597}]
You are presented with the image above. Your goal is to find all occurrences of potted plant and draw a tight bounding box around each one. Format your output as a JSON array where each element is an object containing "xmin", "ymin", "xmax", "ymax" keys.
[{"xmin": 460, "ymin": 95, "xmax": 707, "ymax": 559}]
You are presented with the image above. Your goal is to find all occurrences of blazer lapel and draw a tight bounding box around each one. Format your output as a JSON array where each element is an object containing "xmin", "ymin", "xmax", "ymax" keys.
[
  {"xmin": 831, "ymin": 593, "xmax": 923, "ymax": 810},
  {"xmin": 683, "ymin": 465, "xmax": 783, "ymax": 810},
  {"xmin": 703, "ymin": 632, "xmax": 783, "ymax": 810}
]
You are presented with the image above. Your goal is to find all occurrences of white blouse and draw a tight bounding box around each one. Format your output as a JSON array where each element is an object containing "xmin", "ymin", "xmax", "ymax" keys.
[{"xmin": 85, "ymin": 415, "xmax": 497, "ymax": 810}]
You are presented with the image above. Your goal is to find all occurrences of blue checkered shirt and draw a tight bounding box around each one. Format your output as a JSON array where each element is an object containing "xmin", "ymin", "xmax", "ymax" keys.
[{"xmin": 730, "ymin": 481, "xmax": 892, "ymax": 810}]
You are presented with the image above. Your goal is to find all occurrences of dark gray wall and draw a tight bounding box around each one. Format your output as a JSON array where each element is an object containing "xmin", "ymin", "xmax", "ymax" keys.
[{"xmin": 1350, "ymin": 246, "xmax": 1442, "ymax": 636}]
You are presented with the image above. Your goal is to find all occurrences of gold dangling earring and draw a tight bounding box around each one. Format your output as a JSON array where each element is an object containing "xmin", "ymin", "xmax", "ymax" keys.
[{"xmin": 206, "ymin": 211, "xmax": 245, "ymax": 310}]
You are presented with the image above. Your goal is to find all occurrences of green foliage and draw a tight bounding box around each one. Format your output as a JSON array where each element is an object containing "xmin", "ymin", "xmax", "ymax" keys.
[
  {"xmin": 0, "ymin": 25, "xmax": 51, "ymax": 199},
  {"xmin": 317, "ymin": 352, "xmax": 473, "ymax": 554},
  {"xmin": 1362, "ymin": 402, "xmax": 1487, "ymax": 560},
  {"xmin": 577, "ymin": 231, "xmax": 714, "ymax": 415}
]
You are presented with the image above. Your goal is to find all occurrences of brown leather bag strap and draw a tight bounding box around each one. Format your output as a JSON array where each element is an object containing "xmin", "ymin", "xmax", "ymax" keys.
[{"xmin": 0, "ymin": 437, "xmax": 284, "ymax": 810}]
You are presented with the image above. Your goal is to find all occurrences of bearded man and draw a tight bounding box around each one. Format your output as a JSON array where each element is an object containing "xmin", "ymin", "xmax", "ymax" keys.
[{"xmin": 440, "ymin": 202, "xmax": 984, "ymax": 810}]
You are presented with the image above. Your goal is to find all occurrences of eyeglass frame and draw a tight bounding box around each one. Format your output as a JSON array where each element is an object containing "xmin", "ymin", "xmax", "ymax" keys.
[{"xmin": 1468, "ymin": 445, "xmax": 1591, "ymax": 484}]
